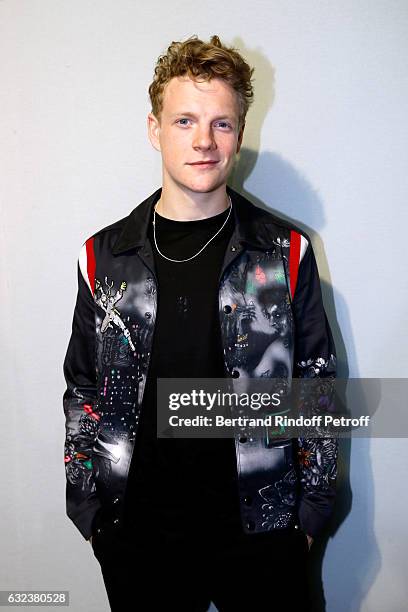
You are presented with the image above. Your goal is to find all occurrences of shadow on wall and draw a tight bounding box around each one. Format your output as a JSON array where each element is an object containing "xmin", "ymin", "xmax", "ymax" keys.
[{"xmin": 227, "ymin": 147, "xmax": 380, "ymax": 612}]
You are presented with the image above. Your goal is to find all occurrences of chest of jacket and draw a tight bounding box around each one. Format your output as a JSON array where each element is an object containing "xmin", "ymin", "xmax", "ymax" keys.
[{"xmin": 90, "ymin": 228, "xmax": 299, "ymax": 534}]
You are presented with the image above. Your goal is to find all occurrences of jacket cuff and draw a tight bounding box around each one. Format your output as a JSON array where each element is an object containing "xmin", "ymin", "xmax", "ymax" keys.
[{"xmin": 67, "ymin": 495, "xmax": 102, "ymax": 541}]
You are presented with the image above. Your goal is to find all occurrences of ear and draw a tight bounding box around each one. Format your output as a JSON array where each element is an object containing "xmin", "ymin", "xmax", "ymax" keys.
[
  {"xmin": 147, "ymin": 112, "xmax": 161, "ymax": 152},
  {"xmin": 236, "ymin": 121, "xmax": 245, "ymax": 154}
]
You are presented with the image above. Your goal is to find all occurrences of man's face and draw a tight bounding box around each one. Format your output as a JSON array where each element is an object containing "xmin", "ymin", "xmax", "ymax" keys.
[{"xmin": 147, "ymin": 75, "xmax": 245, "ymax": 195}]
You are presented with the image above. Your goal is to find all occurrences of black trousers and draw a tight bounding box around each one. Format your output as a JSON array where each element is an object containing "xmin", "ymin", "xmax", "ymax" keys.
[{"xmin": 91, "ymin": 510, "xmax": 312, "ymax": 612}]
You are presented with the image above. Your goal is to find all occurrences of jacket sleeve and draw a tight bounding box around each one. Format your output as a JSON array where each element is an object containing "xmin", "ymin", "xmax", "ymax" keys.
[
  {"xmin": 63, "ymin": 241, "xmax": 102, "ymax": 541},
  {"xmin": 291, "ymin": 238, "xmax": 338, "ymax": 539}
]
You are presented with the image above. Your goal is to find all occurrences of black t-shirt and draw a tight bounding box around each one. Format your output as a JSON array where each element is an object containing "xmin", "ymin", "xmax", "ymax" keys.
[{"xmin": 123, "ymin": 201, "xmax": 242, "ymax": 538}]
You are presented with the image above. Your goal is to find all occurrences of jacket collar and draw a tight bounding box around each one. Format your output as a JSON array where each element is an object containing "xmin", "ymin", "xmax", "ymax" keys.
[{"xmin": 111, "ymin": 185, "xmax": 280, "ymax": 255}]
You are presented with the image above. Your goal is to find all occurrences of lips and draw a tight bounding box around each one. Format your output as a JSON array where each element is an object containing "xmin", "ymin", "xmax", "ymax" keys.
[{"xmin": 188, "ymin": 161, "xmax": 219, "ymax": 165}]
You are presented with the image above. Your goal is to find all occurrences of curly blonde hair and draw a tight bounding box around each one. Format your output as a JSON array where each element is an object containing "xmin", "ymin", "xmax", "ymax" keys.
[{"xmin": 148, "ymin": 35, "xmax": 254, "ymax": 129}]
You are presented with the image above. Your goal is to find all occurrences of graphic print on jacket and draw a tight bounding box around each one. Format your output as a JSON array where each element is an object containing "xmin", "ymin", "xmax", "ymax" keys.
[
  {"xmin": 63, "ymin": 185, "xmax": 338, "ymax": 541},
  {"xmin": 218, "ymin": 237, "xmax": 296, "ymax": 531},
  {"xmin": 91, "ymin": 276, "xmax": 136, "ymax": 496},
  {"xmin": 94, "ymin": 278, "xmax": 135, "ymax": 351}
]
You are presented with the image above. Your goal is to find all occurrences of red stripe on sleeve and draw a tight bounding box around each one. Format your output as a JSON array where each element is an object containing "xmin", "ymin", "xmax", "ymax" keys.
[
  {"xmin": 289, "ymin": 230, "xmax": 301, "ymax": 299},
  {"xmin": 85, "ymin": 237, "xmax": 96, "ymax": 295}
]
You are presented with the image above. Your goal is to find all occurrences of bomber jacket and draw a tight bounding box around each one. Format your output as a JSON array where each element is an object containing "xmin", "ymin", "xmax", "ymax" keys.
[{"xmin": 63, "ymin": 185, "xmax": 338, "ymax": 542}]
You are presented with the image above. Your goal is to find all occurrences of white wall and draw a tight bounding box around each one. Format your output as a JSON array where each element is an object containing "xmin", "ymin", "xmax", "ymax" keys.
[{"xmin": 1, "ymin": 1, "xmax": 407, "ymax": 610}]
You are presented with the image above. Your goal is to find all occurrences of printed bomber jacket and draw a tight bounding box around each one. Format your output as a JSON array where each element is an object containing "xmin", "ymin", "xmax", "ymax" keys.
[{"xmin": 63, "ymin": 185, "xmax": 338, "ymax": 542}]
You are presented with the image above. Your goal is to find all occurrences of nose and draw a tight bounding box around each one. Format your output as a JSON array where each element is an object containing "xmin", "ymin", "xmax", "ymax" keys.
[{"xmin": 192, "ymin": 124, "xmax": 217, "ymax": 151}]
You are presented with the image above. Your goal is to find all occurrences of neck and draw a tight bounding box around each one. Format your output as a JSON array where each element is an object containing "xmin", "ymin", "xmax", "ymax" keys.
[{"xmin": 155, "ymin": 184, "xmax": 230, "ymax": 221}]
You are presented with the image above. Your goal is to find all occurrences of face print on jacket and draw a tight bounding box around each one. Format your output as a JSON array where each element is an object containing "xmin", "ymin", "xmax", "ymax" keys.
[{"xmin": 220, "ymin": 248, "xmax": 294, "ymax": 381}]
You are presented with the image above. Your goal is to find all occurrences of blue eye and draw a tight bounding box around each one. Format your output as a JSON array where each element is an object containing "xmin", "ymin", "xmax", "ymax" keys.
[{"xmin": 176, "ymin": 118, "xmax": 232, "ymax": 128}]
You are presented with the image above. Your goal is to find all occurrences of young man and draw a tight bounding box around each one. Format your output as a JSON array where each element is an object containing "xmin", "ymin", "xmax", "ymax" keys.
[{"xmin": 63, "ymin": 35, "xmax": 337, "ymax": 611}]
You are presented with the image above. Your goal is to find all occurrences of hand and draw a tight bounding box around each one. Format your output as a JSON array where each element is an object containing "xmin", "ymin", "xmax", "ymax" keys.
[{"xmin": 306, "ymin": 534, "xmax": 313, "ymax": 550}]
